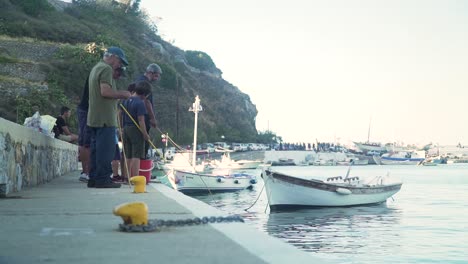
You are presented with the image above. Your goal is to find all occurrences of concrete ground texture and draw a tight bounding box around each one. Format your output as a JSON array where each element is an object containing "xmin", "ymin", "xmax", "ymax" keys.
[{"xmin": 0, "ymin": 170, "xmax": 332, "ymax": 264}]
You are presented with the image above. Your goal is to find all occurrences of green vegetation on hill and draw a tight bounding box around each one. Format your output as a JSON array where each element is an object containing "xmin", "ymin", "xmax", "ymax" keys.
[{"xmin": 0, "ymin": 0, "xmax": 281, "ymax": 146}]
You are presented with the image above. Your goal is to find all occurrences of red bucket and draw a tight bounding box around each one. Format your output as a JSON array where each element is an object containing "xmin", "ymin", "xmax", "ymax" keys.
[{"xmin": 139, "ymin": 160, "xmax": 154, "ymax": 184}]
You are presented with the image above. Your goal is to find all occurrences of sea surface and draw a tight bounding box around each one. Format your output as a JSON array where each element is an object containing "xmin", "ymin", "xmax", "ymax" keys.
[{"xmin": 187, "ymin": 164, "xmax": 468, "ymax": 264}]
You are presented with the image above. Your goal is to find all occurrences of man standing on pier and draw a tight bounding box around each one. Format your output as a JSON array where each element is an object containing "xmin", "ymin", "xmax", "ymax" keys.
[
  {"xmin": 134, "ymin": 63, "xmax": 162, "ymax": 158},
  {"xmin": 87, "ymin": 47, "xmax": 131, "ymax": 188}
]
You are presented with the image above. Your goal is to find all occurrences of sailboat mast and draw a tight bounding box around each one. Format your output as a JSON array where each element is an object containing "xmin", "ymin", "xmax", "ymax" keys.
[
  {"xmin": 367, "ymin": 116, "xmax": 372, "ymax": 143},
  {"xmin": 189, "ymin": 96, "xmax": 202, "ymax": 169}
]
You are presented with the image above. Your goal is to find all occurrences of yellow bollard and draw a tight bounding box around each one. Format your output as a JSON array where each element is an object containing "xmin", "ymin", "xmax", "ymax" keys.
[
  {"xmin": 130, "ymin": 176, "xmax": 146, "ymax": 193},
  {"xmin": 113, "ymin": 202, "xmax": 148, "ymax": 225}
]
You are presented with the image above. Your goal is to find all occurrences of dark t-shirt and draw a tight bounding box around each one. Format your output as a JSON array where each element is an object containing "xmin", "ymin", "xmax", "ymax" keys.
[
  {"xmin": 77, "ymin": 76, "xmax": 90, "ymax": 111},
  {"xmin": 53, "ymin": 116, "xmax": 67, "ymax": 138},
  {"xmin": 121, "ymin": 96, "xmax": 147, "ymax": 127}
]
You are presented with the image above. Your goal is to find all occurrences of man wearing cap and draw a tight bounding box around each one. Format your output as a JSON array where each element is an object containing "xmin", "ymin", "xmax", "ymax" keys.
[
  {"xmin": 87, "ymin": 46, "xmax": 131, "ymax": 188},
  {"xmin": 134, "ymin": 63, "xmax": 162, "ymax": 158}
]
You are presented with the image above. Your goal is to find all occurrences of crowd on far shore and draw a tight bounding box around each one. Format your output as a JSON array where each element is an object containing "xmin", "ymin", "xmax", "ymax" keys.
[{"xmin": 276, "ymin": 142, "xmax": 345, "ymax": 153}]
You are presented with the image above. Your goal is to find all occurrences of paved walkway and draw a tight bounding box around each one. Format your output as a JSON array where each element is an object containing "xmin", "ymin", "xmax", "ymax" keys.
[{"xmin": 0, "ymin": 170, "xmax": 332, "ymax": 264}]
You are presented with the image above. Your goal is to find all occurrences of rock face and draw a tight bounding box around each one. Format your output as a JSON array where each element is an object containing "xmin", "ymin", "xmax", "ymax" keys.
[
  {"xmin": 0, "ymin": 38, "xmax": 257, "ymax": 145},
  {"xmin": 0, "ymin": 39, "xmax": 57, "ymax": 122},
  {"xmin": 46, "ymin": 0, "xmax": 71, "ymax": 11}
]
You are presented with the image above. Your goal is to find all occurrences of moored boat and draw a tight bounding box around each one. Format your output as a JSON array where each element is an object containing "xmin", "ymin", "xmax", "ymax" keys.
[
  {"xmin": 167, "ymin": 169, "xmax": 256, "ymax": 193},
  {"xmin": 378, "ymin": 151, "xmax": 425, "ymax": 165},
  {"xmin": 165, "ymin": 96, "xmax": 256, "ymax": 193},
  {"xmin": 211, "ymin": 152, "xmax": 262, "ymax": 170},
  {"xmin": 262, "ymin": 169, "xmax": 402, "ymax": 210},
  {"xmin": 354, "ymin": 141, "xmax": 386, "ymax": 153}
]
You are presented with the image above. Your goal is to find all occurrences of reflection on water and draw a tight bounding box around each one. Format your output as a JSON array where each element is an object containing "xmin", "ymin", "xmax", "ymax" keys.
[
  {"xmin": 265, "ymin": 205, "xmax": 402, "ymax": 255},
  {"xmin": 184, "ymin": 165, "xmax": 468, "ymax": 263}
]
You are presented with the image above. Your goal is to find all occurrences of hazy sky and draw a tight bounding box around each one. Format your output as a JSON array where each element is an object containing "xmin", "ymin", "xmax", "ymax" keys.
[{"xmin": 140, "ymin": 0, "xmax": 468, "ymax": 146}]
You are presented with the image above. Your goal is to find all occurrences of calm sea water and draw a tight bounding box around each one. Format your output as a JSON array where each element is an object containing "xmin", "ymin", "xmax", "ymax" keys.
[{"xmin": 187, "ymin": 165, "xmax": 468, "ymax": 264}]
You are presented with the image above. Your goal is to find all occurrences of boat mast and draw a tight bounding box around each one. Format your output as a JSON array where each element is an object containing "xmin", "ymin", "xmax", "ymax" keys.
[
  {"xmin": 367, "ymin": 116, "xmax": 372, "ymax": 143},
  {"xmin": 189, "ymin": 96, "xmax": 202, "ymax": 169}
]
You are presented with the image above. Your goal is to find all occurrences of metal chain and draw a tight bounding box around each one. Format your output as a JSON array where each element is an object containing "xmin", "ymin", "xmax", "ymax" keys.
[{"xmin": 118, "ymin": 215, "xmax": 245, "ymax": 232}]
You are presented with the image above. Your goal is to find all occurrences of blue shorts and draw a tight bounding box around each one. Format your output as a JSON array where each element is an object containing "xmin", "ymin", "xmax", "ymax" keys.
[{"xmin": 77, "ymin": 107, "xmax": 91, "ymax": 147}]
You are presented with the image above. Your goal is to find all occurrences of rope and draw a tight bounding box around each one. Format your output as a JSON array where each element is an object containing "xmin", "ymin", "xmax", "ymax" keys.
[
  {"xmin": 119, "ymin": 104, "xmax": 220, "ymax": 205},
  {"xmin": 119, "ymin": 103, "xmax": 163, "ymax": 157},
  {"xmin": 116, "ymin": 112, "xmax": 132, "ymax": 187},
  {"xmin": 244, "ymin": 182, "xmax": 265, "ymax": 211}
]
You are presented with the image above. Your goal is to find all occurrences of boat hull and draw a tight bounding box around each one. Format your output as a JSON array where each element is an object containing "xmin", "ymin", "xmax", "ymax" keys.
[
  {"xmin": 353, "ymin": 142, "xmax": 386, "ymax": 152},
  {"xmin": 215, "ymin": 160, "xmax": 263, "ymax": 170},
  {"xmin": 168, "ymin": 169, "xmax": 255, "ymax": 193},
  {"xmin": 378, "ymin": 151, "xmax": 425, "ymax": 165},
  {"xmin": 380, "ymin": 157, "xmax": 424, "ymax": 165},
  {"xmin": 263, "ymin": 170, "xmax": 402, "ymax": 209}
]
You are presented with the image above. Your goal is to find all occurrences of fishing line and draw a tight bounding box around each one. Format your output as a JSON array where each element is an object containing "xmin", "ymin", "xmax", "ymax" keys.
[
  {"xmin": 116, "ymin": 111, "xmax": 132, "ymax": 187},
  {"xmin": 244, "ymin": 182, "xmax": 265, "ymax": 211}
]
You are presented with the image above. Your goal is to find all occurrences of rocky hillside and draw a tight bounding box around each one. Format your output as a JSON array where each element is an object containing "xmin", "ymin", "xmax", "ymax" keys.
[{"xmin": 0, "ymin": 0, "xmax": 258, "ymax": 146}]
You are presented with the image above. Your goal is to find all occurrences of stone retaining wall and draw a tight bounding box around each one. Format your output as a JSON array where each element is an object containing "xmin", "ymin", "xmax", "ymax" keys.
[{"xmin": 0, "ymin": 117, "xmax": 78, "ymax": 197}]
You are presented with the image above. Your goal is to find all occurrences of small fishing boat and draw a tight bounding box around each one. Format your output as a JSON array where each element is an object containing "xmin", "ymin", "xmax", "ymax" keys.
[
  {"xmin": 262, "ymin": 169, "xmax": 402, "ymax": 210},
  {"xmin": 166, "ymin": 96, "xmax": 256, "ymax": 193},
  {"xmin": 168, "ymin": 169, "xmax": 256, "ymax": 193},
  {"xmin": 376, "ymin": 151, "xmax": 425, "ymax": 165}
]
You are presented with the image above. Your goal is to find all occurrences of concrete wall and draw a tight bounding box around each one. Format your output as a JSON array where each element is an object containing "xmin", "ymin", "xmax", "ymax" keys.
[{"xmin": 0, "ymin": 118, "xmax": 78, "ymax": 196}]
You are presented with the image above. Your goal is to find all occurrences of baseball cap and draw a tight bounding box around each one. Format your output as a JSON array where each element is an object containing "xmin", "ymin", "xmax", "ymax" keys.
[{"xmin": 107, "ymin": 46, "xmax": 129, "ymax": 66}]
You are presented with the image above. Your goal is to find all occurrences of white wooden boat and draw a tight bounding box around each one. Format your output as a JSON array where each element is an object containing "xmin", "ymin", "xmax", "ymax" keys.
[
  {"xmin": 168, "ymin": 168, "xmax": 256, "ymax": 193},
  {"xmin": 263, "ymin": 169, "xmax": 402, "ymax": 210}
]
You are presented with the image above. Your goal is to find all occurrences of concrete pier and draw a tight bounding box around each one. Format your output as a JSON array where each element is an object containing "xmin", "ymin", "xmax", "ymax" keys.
[{"xmin": 0, "ymin": 170, "xmax": 334, "ymax": 264}]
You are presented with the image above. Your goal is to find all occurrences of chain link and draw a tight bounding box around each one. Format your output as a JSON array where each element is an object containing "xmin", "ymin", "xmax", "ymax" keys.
[{"xmin": 118, "ymin": 215, "xmax": 245, "ymax": 232}]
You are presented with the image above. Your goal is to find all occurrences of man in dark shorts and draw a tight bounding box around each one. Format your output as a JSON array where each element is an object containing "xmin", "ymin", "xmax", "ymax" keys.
[
  {"xmin": 120, "ymin": 81, "xmax": 151, "ymax": 178},
  {"xmin": 77, "ymin": 77, "xmax": 91, "ymax": 182},
  {"xmin": 134, "ymin": 63, "xmax": 162, "ymax": 158}
]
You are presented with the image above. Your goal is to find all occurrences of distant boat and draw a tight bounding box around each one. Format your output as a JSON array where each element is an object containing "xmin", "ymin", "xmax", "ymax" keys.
[
  {"xmin": 262, "ymin": 169, "xmax": 402, "ymax": 210},
  {"xmin": 354, "ymin": 141, "xmax": 387, "ymax": 152},
  {"xmin": 353, "ymin": 117, "xmax": 386, "ymax": 153},
  {"xmin": 375, "ymin": 151, "xmax": 425, "ymax": 165},
  {"xmin": 337, "ymin": 158, "xmax": 369, "ymax": 166},
  {"xmin": 312, "ymin": 159, "xmax": 337, "ymax": 166},
  {"xmin": 384, "ymin": 142, "xmax": 416, "ymax": 152},
  {"xmin": 211, "ymin": 152, "xmax": 262, "ymax": 170},
  {"xmin": 271, "ymin": 158, "xmax": 296, "ymax": 166}
]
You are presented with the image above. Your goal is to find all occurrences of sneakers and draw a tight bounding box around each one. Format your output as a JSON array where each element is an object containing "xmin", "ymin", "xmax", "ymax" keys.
[
  {"xmin": 79, "ymin": 173, "xmax": 89, "ymax": 182},
  {"xmin": 87, "ymin": 179, "xmax": 95, "ymax": 188},
  {"xmin": 112, "ymin": 175, "xmax": 123, "ymax": 182},
  {"xmin": 113, "ymin": 175, "xmax": 130, "ymax": 184},
  {"xmin": 95, "ymin": 182, "xmax": 121, "ymax": 188}
]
